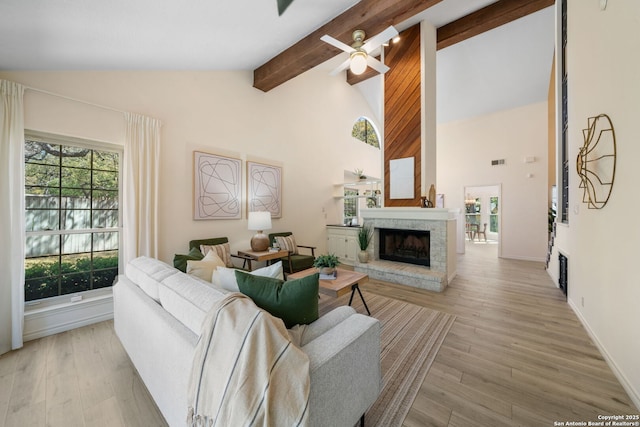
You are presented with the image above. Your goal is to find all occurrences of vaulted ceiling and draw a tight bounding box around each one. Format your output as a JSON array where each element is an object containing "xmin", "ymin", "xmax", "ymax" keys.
[
  {"xmin": 254, "ymin": 0, "xmax": 553, "ymax": 91},
  {"xmin": 0, "ymin": 0, "xmax": 555, "ymax": 123}
]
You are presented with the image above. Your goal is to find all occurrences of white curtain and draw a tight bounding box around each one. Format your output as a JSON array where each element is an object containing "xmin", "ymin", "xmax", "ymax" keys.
[
  {"xmin": 0, "ymin": 80, "xmax": 25, "ymax": 354},
  {"xmin": 123, "ymin": 112, "xmax": 161, "ymax": 265}
]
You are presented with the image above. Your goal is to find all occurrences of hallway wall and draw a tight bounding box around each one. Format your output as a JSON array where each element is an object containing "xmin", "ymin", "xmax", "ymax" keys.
[{"xmin": 437, "ymin": 102, "xmax": 548, "ymax": 262}]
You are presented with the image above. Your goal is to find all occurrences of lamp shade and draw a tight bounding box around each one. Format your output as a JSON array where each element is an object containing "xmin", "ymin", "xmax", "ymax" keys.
[{"xmin": 248, "ymin": 211, "xmax": 272, "ymax": 231}]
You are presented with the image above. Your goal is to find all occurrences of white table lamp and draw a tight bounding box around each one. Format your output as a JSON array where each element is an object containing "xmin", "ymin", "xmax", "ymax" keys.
[{"xmin": 248, "ymin": 211, "xmax": 272, "ymax": 252}]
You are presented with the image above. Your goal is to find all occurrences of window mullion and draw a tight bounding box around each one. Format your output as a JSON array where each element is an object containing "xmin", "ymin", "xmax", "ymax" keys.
[{"xmin": 24, "ymin": 134, "xmax": 121, "ymax": 302}]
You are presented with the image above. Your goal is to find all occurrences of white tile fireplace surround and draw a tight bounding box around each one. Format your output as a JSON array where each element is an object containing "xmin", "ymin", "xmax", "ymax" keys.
[{"xmin": 356, "ymin": 208, "xmax": 457, "ymax": 292}]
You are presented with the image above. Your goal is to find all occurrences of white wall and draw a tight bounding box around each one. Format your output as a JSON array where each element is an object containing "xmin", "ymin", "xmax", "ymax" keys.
[
  {"xmin": 437, "ymin": 102, "xmax": 549, "ymax": 261},
  {"xmin": 0, "ymin": 70, "xmax": 382, "ymax": 265},
  {"xmin": 557, "ymin": 0, "xmax": 640, "ymax": 408}
]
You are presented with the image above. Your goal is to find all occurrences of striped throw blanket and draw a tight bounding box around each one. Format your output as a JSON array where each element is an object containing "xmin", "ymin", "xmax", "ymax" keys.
[{"xmin": 187, "ymin": 292, "xmax": 310, "ymax": 427}]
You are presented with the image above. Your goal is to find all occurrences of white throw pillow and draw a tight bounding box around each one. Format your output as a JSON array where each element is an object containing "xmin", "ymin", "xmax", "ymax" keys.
[
  {"xmin": 187, "ymin": 251, "xmax": 226, "ymax": 282},
  {"xmin": 212, "ymin": 261, "xmax": 284, "ymax": 292}
]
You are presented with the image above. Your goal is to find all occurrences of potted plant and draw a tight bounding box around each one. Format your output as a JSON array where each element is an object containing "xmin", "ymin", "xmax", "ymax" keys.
[
  {"xmin": 313, "ymin": 253, "xmax": 340, "ymax": 275},
  {"xmin": 357, "ymin": 224, "xmax": 373, "ymax": 263}
]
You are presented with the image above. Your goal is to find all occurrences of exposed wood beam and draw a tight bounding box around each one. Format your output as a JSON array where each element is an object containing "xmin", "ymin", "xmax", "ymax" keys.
[
  {"xmin": 254, "ymin": 0, "xmax": 555, "ymax": 91},
  {"xmin": 437, "ymin": 0, "xmax": 555, "ymax": 50},
  {"xmin": 348, "ymin": 0, "xmax": 555, "ymax": 85},
  {"xmin": 253, "ymin": 0, "xmax": 443, "ymax": 92}
]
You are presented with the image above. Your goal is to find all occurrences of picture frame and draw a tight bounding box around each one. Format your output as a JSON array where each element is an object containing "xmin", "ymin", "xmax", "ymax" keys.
[
  {"xmin": 389, "ymin": 157, "xmax": 414, "ymax": 199},
  {"xmin": 436, "ymin": 193, "xmax": 445, "ymax": 208},
  {"xmin": 193, "ymin": 151, "xmax": 242, "ymax": 220},
  {"xmin": 247, "ymin": 161, "xmax": 282, "ymax": 218}
]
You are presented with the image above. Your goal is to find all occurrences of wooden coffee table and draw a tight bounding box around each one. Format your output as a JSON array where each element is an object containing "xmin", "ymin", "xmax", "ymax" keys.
[
  {"xmin": 236, "ymin": 249, "xmax": 289, "ymax": 271},
  {"xmin": 288, "ymin": 268, "xmax": 370, "ymax": 315}
]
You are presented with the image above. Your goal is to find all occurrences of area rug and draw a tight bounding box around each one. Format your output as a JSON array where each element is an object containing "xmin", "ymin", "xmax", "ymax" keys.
[{"xmin": 318, "ymin": 291, "xmax": 456, "ymax": 427}]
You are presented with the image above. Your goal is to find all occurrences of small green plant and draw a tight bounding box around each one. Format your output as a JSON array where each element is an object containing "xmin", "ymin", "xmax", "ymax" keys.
[
  {"xmin": 313, "ymin": 254, "xmax": 340, "ymax": 269},
  {"xmin": 357, "ymin": 224, "xmax": 373, "ymax": 251},
  {"xmin": 353, "ymin": 168, "xmax": 366, "ymax": 179}
]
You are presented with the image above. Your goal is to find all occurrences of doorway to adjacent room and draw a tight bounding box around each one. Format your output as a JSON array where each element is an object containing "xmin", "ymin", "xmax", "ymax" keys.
[{"xmin": 464, "ymin": 184, "xmax": 501, "ymax": 257}]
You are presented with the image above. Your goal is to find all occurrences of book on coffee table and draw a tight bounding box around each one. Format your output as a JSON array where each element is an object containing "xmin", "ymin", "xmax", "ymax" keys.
[{"xmin": 319, "ymin": 270, "xmax": 337, "ymax": 280}]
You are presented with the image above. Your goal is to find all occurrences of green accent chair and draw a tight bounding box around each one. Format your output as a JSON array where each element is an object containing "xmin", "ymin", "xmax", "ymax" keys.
[
  {"xmin": 173, "ymin": 237, "xmax": 245, "ymax": 272},
  {"xmin": 268, "ymin": 232, "xmax": 316, "ymax": 275},
  {"xmin": 188, "ymin": 237, "xmax": 228, "ymax": 252}
]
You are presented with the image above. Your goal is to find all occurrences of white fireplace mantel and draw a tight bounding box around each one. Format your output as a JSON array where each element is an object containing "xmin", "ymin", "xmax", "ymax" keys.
[
  {"xmin": 355, "ymin": 207, "xmax": 458, "ymax": 292},
  {"xmin": 361, "ymin": 207, "xmax": 457, "ymax": 221}
]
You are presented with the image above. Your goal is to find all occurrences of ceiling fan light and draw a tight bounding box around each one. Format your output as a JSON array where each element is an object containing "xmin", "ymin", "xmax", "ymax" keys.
[{"xmin": 350, "ymin": 51, "xmax": 368, "ymax": 75}]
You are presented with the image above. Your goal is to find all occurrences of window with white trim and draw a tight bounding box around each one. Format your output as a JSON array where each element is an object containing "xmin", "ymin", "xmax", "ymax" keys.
[
  {"xmin": 351, "ymin": 117, "xmax": 380, "ymax": 148},
  {"xmin": 24, "ymin": 132, "xmax": 121, "ymax": 302}
]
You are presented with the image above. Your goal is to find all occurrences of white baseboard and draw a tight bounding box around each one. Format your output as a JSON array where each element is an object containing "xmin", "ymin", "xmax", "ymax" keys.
[
  {"xmin": 24, "ymin": 294, "xmax": 113, "ymax": 341},
  {"xmin": 501, "ymin": 254, "xmax": 546, "ymax": 263},
  {"xmin": 567, "ymin": 299, "xmax": 640, "ymax": 411}
]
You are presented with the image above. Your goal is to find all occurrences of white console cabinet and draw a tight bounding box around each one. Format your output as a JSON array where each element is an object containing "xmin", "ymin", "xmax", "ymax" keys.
[{"xmin": 326, "ymin": 226, "xmax": 360, "ymax": 266}]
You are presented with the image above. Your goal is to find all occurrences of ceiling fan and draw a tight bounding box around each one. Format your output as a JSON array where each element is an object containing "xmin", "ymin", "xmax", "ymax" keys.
[
  {"xmin": 277, "ymin": 0, "xmax": 295, "ymax": 15},
  {"xmin": 320, "ymin": 26, "xmax": 399, "ymax": 76}
]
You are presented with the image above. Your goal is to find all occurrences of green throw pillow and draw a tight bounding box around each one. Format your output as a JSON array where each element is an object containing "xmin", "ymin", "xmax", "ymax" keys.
[
  {"xmin": 173, "ymin": 246, "xmax": 204, "ymax": 272},
  {"xmin": 235, "ymin": 271, "xmax": 319, "ymax": 328}
]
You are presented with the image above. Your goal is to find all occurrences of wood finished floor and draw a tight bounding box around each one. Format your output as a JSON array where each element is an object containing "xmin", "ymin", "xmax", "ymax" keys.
[
  {"xmin": 0, "ymin": 242, "xmax": 637, "ymax": 426},
  {"xmin": 371, "ymin": 241, "xmax": 639, "ymax": 427}
]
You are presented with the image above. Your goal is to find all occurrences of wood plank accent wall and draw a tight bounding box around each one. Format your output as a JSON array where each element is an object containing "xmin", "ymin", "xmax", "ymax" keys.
[{"xmin": 384, "ymin": 25, "xmax": 422, "ymax": 207}]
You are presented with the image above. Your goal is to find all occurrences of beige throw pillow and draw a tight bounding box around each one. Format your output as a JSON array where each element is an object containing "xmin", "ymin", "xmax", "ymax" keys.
[
  {"xmin": 275, "ymin": 235, "xmax": 298, "ymax": 255},
  {"xmin": 200, "ymin": 242, "xmax": 233, "ymax": 268},
  {"xmin": 187, "ymin": 251, "xmax": 226, "ymax": 282}
]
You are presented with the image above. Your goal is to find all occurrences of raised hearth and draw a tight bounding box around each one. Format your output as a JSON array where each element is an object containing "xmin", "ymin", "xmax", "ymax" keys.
[{"xmin": 355, "ymin": 208, "xmax": 457, "ymax": 292}]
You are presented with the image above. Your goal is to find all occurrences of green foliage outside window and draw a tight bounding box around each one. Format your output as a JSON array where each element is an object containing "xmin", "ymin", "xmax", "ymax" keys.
[
  {"xmin": 490, "ymin": 196, "xmax": 499, "ymax": 233},
  {"xmin": 24, "ymin": 138, "xmax": 120, "ymax": 301},
  {"xmin": 344, "ymin": 189, "xmax": 358, "ymax": 221},
  {"xmin": 351, "ymin": 117, "xmax": 380, "ymax": 148},
  {"xmin": 25, "ymin": 142, "xmax": 119, "ymax": 198},
  {"xmin": 25, "ymin": 253, "xmax": 118, "ymax": 301}
]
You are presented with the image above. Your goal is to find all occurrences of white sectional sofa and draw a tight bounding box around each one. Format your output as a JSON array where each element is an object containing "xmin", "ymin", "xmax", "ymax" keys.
[{"xmin": 113, "ymin": 256, "xmax": 381, "ymax": 427}]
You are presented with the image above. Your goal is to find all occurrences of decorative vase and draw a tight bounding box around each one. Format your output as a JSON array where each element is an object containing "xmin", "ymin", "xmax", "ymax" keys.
[
  {"xmin": 428, "ymin": 184, "xmax": 436, "ymax": 208},
  {"xmin": 319, "ymin": 267, "xmax": 335, "ymax": 275},
  {"xmin": 358, "ymin": 250, "xmax": 369, "ymax": 263}
]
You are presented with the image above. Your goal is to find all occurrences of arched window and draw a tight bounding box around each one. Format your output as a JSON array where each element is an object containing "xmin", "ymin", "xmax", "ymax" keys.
[{"xmin": 351, "ymin": 117, "xmax": 380, "ymax": 148}]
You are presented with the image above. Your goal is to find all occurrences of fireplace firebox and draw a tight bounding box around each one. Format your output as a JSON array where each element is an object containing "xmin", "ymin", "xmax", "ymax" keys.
[{"xmin": 379, "ymin": 228, "xmax": 430, "ymax": 267}]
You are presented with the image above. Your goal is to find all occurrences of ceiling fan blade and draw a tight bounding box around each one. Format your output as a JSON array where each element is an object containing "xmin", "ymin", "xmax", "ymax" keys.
[
  {"xmin": 277, "ymin": 0, "xmax": 295, "ymax": 15},
  {"xmin": 329, "ymin": 57, "xmax": 352, "ymax": 76},
  {"xmin": 362, "ymin": 26, "xmax": 399, "ymax": 53},
  {"xmin": 366, "ymin": 56, "xmax": 390, "ymax": 74},
  {"xmin": 320, "ymin": 35, "xmax": 354, "ymax": 53}
]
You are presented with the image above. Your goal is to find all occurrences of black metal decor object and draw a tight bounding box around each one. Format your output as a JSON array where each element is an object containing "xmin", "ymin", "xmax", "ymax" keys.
[{"xmin": 277, "ymin": 0, "xmax": 295, "ymax": 15}]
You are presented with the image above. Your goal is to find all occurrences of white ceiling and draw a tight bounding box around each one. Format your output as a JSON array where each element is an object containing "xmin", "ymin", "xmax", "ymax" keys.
[
  {"xmin": 437, "ymin": 6, "xmax": 555, "ymax": 123},
  {"xmin": 0, "ymin": 0, "xmax": 500, "ymax": 70},
  {"xmin": 0, "ymin": 0, "xmax": 555, "ymax": 124}
]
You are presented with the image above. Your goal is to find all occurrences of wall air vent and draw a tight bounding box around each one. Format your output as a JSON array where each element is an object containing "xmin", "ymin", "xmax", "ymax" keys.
[{"xmin": 491, "ymin": 159, "xmax": 506, "ymax": 166}]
